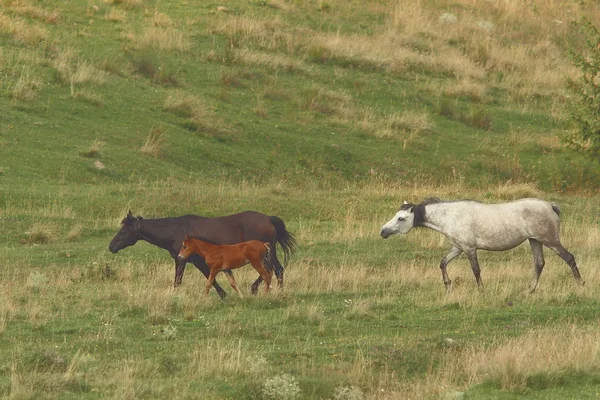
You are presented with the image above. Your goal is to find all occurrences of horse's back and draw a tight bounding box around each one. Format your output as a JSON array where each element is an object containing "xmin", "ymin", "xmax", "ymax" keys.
[
  {"xmin": 433, "ymin": 198, "xmax": 560, "ymax": 250},
  {"xmin": 181, "ymin": 211, "xmax": 275, "ymax": 245}
]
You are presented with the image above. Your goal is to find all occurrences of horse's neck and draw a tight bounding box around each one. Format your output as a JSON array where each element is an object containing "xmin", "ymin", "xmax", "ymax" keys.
[
  {"xmin": 420, "ymin": 204, "xmax": 452, "ymax": 235},
  {"xmin": 191, "ymin": 240, "xmax": 214, "ymax": 257},
  {"xmin": 137, "ymin": 219, "xmax": 174, "ymax": 249}
]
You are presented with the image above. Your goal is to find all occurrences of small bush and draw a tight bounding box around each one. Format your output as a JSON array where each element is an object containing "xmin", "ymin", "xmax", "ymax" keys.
[
  {"xmin": 262, "ymin": 374, "xmax": 302, "ymax": 400},
  {"xmin": 333, "ymin": 385, "xmax": 364, "ymax": 400}
]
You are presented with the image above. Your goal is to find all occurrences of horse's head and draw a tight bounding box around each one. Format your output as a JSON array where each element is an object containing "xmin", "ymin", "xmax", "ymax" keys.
[
  {"xmin": 380, "ymin": 201, "xmax": 415, "ymax": 238},
  {"xmin": 108, "ymin": 210, "xmax": 142, "ymax": 253},
  {"xmin": 177, "ymin": 233, "xmax": 193, "ymax": 261}
]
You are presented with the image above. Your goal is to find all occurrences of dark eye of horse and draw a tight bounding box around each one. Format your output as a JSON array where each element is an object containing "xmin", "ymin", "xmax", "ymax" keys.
[{"xmin": 398, "ymin": 217, "xmax": 405, "ymax": 222}]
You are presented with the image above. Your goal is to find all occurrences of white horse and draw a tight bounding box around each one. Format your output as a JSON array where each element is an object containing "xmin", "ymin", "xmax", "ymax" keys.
[{"xmin": 380, "ymin": 198, "xmax": 583, "ymax": 292}]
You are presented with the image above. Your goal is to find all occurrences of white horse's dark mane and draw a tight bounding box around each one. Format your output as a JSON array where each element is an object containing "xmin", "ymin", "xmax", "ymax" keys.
[{"xmin": 402, "ymin": 198, "xmax": 481, "ymax": 227}]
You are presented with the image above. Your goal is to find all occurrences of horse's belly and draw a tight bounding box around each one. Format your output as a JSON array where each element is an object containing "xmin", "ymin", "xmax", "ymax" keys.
[{"xmin": 476, "ymin": 236, "xmax": 526, "ymax": 251}]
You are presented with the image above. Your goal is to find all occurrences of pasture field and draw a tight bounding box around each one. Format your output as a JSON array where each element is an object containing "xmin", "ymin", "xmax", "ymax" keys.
[
  {"xmin": 1, "ymin": 0, "xmax": 600, "ymax": 399},
  {"xmin": 1, "ymin": 180, "xmax": 599, "ymax": 399}
]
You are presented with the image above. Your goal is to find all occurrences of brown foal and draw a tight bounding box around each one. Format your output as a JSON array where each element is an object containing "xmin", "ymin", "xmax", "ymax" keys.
[{"xmin": 177, "ymin": 234, "xmax": 273, "ymax": 297}]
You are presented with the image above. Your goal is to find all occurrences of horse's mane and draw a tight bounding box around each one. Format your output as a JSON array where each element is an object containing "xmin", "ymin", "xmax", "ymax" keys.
[
  {"xmin": 187, "ymin": 235, "xmax": 220, "ymax": 245},
  {"xmin": 121, "ymin": 215, "xmax": 143, "ymax": 224},
  {"xmin": 402, "ymin": 198, "xmax": 480, "ymax": 227}
]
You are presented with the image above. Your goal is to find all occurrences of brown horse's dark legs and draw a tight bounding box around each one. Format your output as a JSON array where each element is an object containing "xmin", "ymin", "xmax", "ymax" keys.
[
  {"xmin": 174, "ymin": 259, "xmax": 186, "ymax": 287},
  {"xmin": 465, "ymin": 250, "xmax": 483, "ymax": 289},
  {"xmin": 528, "ymin": 239, "xmax": 545, "ymax": 293},
  {"xmin": 251, "ymin": 251, "xmax": 284, "ymax": 294},
  {"xmin": 250, "ymin": 261, "xmax": 272, "ymax": 293},
  {"xmin": 440, "ymin": 246, "xmax": 462, "ymax": 291},
  {"xmin": 549, "ymin": 244, "xmax": 584, "ymax": 285}
]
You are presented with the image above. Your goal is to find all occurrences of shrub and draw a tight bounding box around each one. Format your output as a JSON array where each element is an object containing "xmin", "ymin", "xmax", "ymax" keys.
[
  {"xmin": 564, "ymin": 17, "xmax": 600, "ymax": 157},
  {"xmin": 262, "ymin": 374, "xmax": 302, "ymax": 400}
]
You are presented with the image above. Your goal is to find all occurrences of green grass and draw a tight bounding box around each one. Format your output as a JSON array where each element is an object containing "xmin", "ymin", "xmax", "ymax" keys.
[{"xmin": 2, "ymin": 0, "xmax": 600, "ymax": 398}]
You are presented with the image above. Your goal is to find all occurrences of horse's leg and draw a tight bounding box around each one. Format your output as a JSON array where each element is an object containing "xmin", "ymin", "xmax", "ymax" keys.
[
  {"xmin": 174, "ymin": 258, "xmax": 186, "ymax": 287},
  {"xmin": 252, "ymin": 245, "xmax": 282, "ymax": 293},
  {"xmin": 440, "ymin": 246, "xmax": 462, "ymax": 291},
  {"xmin": 250, "ymin": 276, "xmax": 263, "ymax": 295},
  {"xmin": 223, "ymin": 270, "xmax": 243, "ymax": 298},
  {"xmin": 204, "ymin": 270, "xmax": 219, "ymax": 296},
  {"xmin": 465, "ymin": 249, "xmax": 483, "ymax": 289},
  {"xmin": 270, "ymin": 245, "xmax": 284, "ymax": 288},
  {"xmin": 191, "ymin": 258, "xmax": 227, "ymax": 298},
  {"xmin": 528, "ymin": 239, "xmax": 545, "ymax": 293},
  {"xmin": 250, "ymin": 261, "xmax": 272, "ymax": 294},
  {"xmin": 547, "ymin": 243, "xmax": 584, "ymax": 285}
]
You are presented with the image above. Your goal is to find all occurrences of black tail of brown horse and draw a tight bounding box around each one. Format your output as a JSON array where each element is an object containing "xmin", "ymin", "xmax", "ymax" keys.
[{"xmin": 269, "ymin": 216, "xmax": 296, "ymax": 265}]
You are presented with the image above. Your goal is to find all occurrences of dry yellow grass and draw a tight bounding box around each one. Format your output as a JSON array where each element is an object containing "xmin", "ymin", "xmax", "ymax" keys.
[
  {"xmin": 0, "ymin": 12, "xmax": 49, "ymax": 45},
  {"xmin": 128, "ymin": 26, "xmax": 189, "ymax": 53},
  {"xmin": 23, "ymin": 222, "xmax": 59, "ymax": 245},
  {"xmin": 104, "ymin": 7, "xmax": 126, "ymax": 23},
  {"xmin": 140, "ymin": 128, "xmax": 165, "ymax": 158},
  {"xmin": 151, "ymin": 10, "xmax": 173, "ymax": 27},
  {"xmin": 11, "ymin": 65, "xmax": 41, "ymax": 101}
]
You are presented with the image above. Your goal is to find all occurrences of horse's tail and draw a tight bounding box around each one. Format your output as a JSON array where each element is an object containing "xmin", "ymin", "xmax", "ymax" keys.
[
  {"xmin": 263, "ymin": 242, "xmax": 273, "ymax": 272},
  {"xmin": 269, "ymin": 216, "xmax": 296, "ymax": 266},
  {"xmin": 551, "ymin": 203, "xmax": 561, "ymax": 216}
]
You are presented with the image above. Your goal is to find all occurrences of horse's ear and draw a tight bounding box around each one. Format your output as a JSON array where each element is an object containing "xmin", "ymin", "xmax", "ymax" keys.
[
  {"xmin": 127, "ymin": 210, "xmax": 133, "ymax": 217},
  {"xmin": 403, "ymin": 201, "xmax": 408, "ymax": 205},
  {"xmin": 184, "ymin": 232, "xmax": 189, "ymax": 240}
]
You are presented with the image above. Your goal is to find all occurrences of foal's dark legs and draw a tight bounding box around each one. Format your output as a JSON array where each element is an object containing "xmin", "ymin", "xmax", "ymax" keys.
[
  {"xmin": 440, "ymin": 246, "xmax": 462, "ymax": 291},
  {"xmin": 548, "ymin": 243, "xmax": 584, "ymax": 286},
  {"xmin": 528, "ymin": 239, "xmax": 545, "ymax": 293}
]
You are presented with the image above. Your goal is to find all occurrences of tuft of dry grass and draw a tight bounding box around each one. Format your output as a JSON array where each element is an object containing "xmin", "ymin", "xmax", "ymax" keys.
[
  {"xmin": 128, "ymin": 27, "xmax": 189, "ymax": 53},
  {"xmin": 188, "ymin": 339, "xmax": 249, "ymax": 377},
  {"xmin": 22, "ymin": 222, "xmax": 59, "ymax": 245},
  {"xmin": 105, "ymin": 7, "xmax": 126, "ymax": 23},
  {"xmin": 493, "ymin": 181, "xmax": 542, "ymax": 200},
  {"xmin": 151, "ymin": 10, "xmax": 173, "ymax": 27},
  {"xmin": 103, "ymin": 0, "xmax": 143, "ymax": 8},
  {"xmin": 11, "ymin": 66, "xmax": 41, "ymax": 101},
  {"xmin": 0, "ymin": 12, "xmax": 49, "ymax": 45},
  {"xmin": 140, "ymin": 127, "xmax": 165, "ymax": 158},
  {"xmin": 253, "ymin": 94, "xmax": 267, "ymax": 118},
  {"xmin": 163, "ymin": 90, "xmax": 204, "ymax": 118},
  {"xmin": 66, "ymin": 223, "xmax": 83, "ymax": 242},
  {"xmin": 80, "ymin": 139, "xmax": 104, "ymax": 158},
  {"xmin": 73, "ymin": 90, "xmax": 104, "ymax": 107},
  {"xmin": 442, "ymin": 78, "xmax": 488, "ymax": 102},
  {"xmin": 53, "ymin": 48, "xmax": 107, "ymax": 87}
]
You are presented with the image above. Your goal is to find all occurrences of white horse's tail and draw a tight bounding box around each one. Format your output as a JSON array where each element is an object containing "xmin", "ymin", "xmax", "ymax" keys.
[{"xmin": 551, "ymin": 203, "xmax": 561, "ymax": 216}]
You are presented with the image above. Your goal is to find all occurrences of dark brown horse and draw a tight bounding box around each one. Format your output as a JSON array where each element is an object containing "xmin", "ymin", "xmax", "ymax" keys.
[
  {"xmin": 108, "ymin": 211, "xmax": 295, "ymax": 298},
  {"xmin": 178, "ymin": 234, "xmax": 273, "ymax": 297}
]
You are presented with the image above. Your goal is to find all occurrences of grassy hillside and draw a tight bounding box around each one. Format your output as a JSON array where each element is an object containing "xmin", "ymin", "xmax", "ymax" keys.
[
  {"xmin": 2, "ymin": 1, "xmax": 600, "ymax": 399},
  {"xmin": 1, "ymin": 0, "xmax": 599, "ymax": 190}
]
